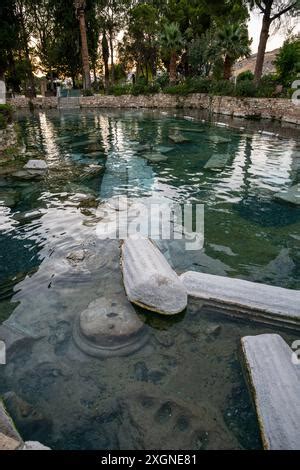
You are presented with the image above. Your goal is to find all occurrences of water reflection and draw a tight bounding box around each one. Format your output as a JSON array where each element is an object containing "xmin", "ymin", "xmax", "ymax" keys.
[{"xmin": 0, "ymin": 109, "xmax": 299, "ymax": 450}]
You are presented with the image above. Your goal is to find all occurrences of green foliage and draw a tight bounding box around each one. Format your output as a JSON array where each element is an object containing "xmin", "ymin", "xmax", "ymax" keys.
[
  {"xmin": 160, "ymin": 22, "xmax": 185, "ymax": 58},
  {"xmin": 0, "ymin": 104, "xmax": 13, "ymax": 128},
  {"xmin": 154, "ymin": 72, "xmax": 169, "ymax": 89},
  {"xmin": 235, "ymin": 79, "xmax": 257, "ymax": 97},
  {"xmin": 210, "ymin": 79, "xmax": 235, "ymax": 96},
  {"xmin": 109, "ymin": 77, "xmax": 160, "ymax": 96},
  {"xmin": 237, "ymin": 70, "xmax": 255, "ymax": 82},
  {"xmin": 216, "ymin": 23, "xmax": 251, "ymax": 79},
  {"xmin": 0, "ymin": 0, "xmax": 20, "ymax": 78},
  {"xmin": 256, "ymin": 73, "xmax": 278, "ymax": 98},
  {"xmin": 275, "ymin": 36, "xmax": 300, "ymax": 87},
  {"xmin": 132, "ymin": 79, "xmax": 160, "ymax": 95},
  {"xmin": 82, "ymin": 89, "xmax": 94, "ymax": 96},
  {"xmin": 0, "ymin": 114, "xmax": 7, "ymax": 129},
  {"xmin": 188, "ymin": 29, "xmax": 218, "ymax": 77},
  {"xmin": 120, "ymin": 3, "xmax": 160, "ymax": 82},
  {"xmin": 108, "ymin": 83, "xmax": 131, "ymax": 96},
  {"xmin": 164, "ymin": 83, "xmax": 190, "ymax": 95},
  {"xmin": 183, "ymin": 77, "xmax": 212, "ymax": 93}
]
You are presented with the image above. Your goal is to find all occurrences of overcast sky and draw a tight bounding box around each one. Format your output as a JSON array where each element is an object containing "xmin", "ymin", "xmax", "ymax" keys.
[{"xmin": 249, "ymin": 10, "xmax": 300, "ymax": 53}]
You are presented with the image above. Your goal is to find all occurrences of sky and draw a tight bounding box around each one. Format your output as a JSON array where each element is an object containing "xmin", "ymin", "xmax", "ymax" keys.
[{"xmin": 249, "ymin": 10, "xmax": 300, "ymax": 53}]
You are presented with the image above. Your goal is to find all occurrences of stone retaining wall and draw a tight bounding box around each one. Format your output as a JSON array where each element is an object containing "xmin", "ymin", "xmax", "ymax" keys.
[
  {"xmin": 0, "ymin": 124, "xmax": 18, "ymax": 154},
  {"xmin": 8, "ymin": 93, "xmax": 300, "ymax": 125}
]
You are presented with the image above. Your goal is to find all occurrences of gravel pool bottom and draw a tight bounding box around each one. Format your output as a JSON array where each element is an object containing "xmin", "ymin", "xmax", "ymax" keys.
[{"xmin": 0, "ymin": 109, "xmax": 299, "ymax": 449}]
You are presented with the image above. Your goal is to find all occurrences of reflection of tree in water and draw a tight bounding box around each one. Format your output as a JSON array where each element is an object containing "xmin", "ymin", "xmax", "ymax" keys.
[{"xmin": 235, "ymin": 136, "xmax": 300, "ymax": 227}]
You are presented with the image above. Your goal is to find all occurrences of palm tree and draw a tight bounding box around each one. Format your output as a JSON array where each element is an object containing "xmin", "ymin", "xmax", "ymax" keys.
[
  {"xmin": 216, "ymin": 24, "xmax": 251, "ymax": 80},
  {"xmin": 74, "ymin": 0, "xmax": 91, "ymax": 90},
  {"xmin": 160, "ymin": 23, "xmax": 184, "ymax": 83}
]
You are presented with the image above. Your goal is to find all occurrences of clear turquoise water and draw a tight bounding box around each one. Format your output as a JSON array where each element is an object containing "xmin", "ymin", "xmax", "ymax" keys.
[{"xmin": 0, "ymin": 109, "xmax": 299, "ymax": 449}]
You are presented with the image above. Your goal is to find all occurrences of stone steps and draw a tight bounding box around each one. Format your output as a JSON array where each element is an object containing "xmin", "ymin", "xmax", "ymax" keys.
[
  {"xmin": 180, "ymin": 271, "xmax": 300, "ymax": 329},
  {"xmin": 241, "ymin": 334, "xmax": 300, "ymax": 450}
]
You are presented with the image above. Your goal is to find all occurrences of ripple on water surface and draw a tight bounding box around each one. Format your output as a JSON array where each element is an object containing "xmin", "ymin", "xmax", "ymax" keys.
[{"xmin": 0, "ymin": 109, "xmax": 299, "ymax": 449}]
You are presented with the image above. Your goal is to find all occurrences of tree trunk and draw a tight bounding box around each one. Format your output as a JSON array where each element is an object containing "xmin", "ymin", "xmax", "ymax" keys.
[
  {"xmin": 93, "ymin": 66, "xmax": 97, "ymax": 86},
  {"xmin": 223, "ymin": 54, "xmax": 232, "ymax": 80},
  {"xmin": 169, "ymin": 52, "xmax": 177, "ymax": 84},
  {"xmin": 109, "ymin": 30, "xmax": 114, "ymax": 85},
  {"xmin": 102, "ymin": 32, "xmax": 110, "ymax": 91},
  {"xmin": 254, "ymin": 15, "xmax": 271, "ymax": 83},
  {"xmin": 78, "ymin": 9, "xmax": 91, "ymax": 90}
]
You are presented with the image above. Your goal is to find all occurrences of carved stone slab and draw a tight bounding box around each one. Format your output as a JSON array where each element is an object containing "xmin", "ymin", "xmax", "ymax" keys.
[
  {"xmin": 180, "ymin": 271, "xmax": 300, "ymax": 329},
  {"xmin": 241, "ymin": 334, "xmax": 300, "ymax": 450},
  {"xmin": 122, "ymin": 236, "xmax": 188, "ymax": 315}
]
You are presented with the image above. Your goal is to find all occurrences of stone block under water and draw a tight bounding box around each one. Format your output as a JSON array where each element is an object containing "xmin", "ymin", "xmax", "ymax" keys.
[
  {"xmin": 204, "ymin": 154, "xmax": 231, "ymax": 170},
  {"xmin": 168, "ymin": 132, "xmax": 190, "ymax": 144},
  {"xmin": 24, "ymin": 159, "xmax": 48, "ymax": 171},
  {"xmin": 122, "ymin": 236, "xmax": 188, "ymax": 315},
  {"xmin": 73, "ymin": 297, "xmax": 149, "ymax": 358},
  {"xmin": 274, "ymin": 184, "xmax": 300, "ymax": 206},
  {"xmin": 180, "ymin": 271, "xmax": 300, "ymax": 329},
  {"xmin": 241, "ymin": 334, "xmax": 300, "ymax": 450},
  {"xmin": 143, "ymin": 152, "xmax": 168, "ymax": 163},
  {"xmin": 206, "ymin": 135, "xmax": 231, "ymax": 144}
]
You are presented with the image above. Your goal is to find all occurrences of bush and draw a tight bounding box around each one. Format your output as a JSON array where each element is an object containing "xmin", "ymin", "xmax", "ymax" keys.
[
  {"xmin": 108, "ymin": 84, "xmax": 132, "ymax": 96},
  {"xmin": 0, "ymin": 104, "xmax": 13, "ymax": 121},
  {"xmin": 237, "ymin": 70, "xmax": 254, "ymax": 82},
  {"xmin": 0, "ymin": 104, "xmax": 13, "ymax": 128},
  {"xmin": 155, "ymin": 72, "xmax": 169, "ymax": 89},
  {"xmin": 235, "ymin": 79, "xmax": 257, "ymax": 97},
  {"xmin": 256, "ymin": 73, "xmax": 278, "ymax": 98},
  {"xmin": 0, "ymin": 114, "xmax": 6, "ymax": 129},
  {"xmin": 275, "ymin": 36, "xmax": 300, "ymax": 87},
  {"xmin": 82, "ymin": 89, "xmax": 94, "ymax": 97},
  {"xmin": 210, "ymin": 79, "xmax": 235, "ymax": 96},
  {"xmin": 130, "ymin": 77, "xmax": 160, "ymax": 95},
  {"xmin": 185, "ymin": 77, "xmax": 212, "ymax": 93},
  {"xmin": 164, "ymin": 83, "xmax": 190, "ymax": 95}
]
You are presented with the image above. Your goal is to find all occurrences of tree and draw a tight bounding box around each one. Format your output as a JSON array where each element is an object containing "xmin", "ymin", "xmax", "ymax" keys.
[
  {"xmin": 275, "ymin": 35, "xmax": 300, "ymax": 86},
  {"xmin": 24, "ymin": 0, "xmax": 57, "ymax": 91},
  {"xmin": 122, "ymin": 3, "xmax": 160, "ymax": 82},
  {"xmin": 48, "ymin": 0, "xmax": 81, "ymax": 87},
  {"xmin": 188, "ymin": 28, "xmax": 218, "ymax": 77},
  {"xmin": 216, "ymin": 24, "xmax": 251, "ymax": 80},
  {"xmin": 15, "ymin": 0, "xmax": 37, "ymax": 96},
  {"xmin": 160, "ymin": 23, "xmax": 185, "ymax": 83},
  {"xmin": 97, "ymin": 0, "xmax": 129, "ymax": 85},
  {"xmin": 250, "ymin": 0, "xmax": 300, "ymax": 82},
  {"xmin": 0, "ymin": 0, "xmax": 20, "ymax": 84},
  {"xmin": 74, "ymin": 0, "xmax": 91, "ymax": 89}
]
